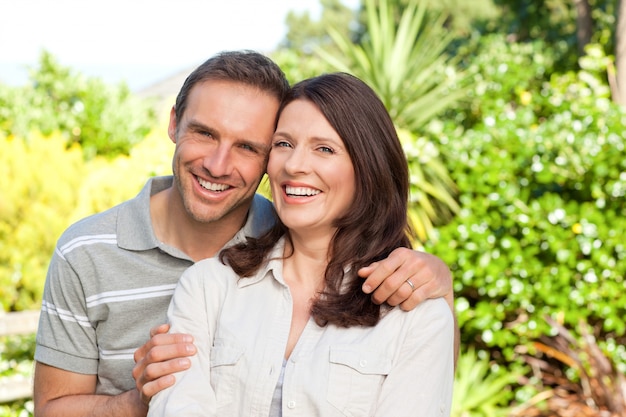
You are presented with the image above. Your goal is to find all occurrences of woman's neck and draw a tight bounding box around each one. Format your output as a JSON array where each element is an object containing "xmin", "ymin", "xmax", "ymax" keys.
[
  {"xmin": 281, "ymin": 238, "xmax": 328, "ymax": 359},
  {"xmin": 283, "ymin": 229, "xmax": 332, "ymax": 286}
]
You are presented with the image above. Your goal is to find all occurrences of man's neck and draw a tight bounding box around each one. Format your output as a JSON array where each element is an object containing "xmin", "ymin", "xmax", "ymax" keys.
[{"xmin": 150, "ymin": 187, "xmax": 246, "ymax": 262}]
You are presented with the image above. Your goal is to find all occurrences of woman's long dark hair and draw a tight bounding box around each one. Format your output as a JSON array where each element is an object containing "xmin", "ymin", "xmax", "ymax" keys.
[{"xmin": 220, "ymin": 72, "xmax": 413, "ymax": 327}]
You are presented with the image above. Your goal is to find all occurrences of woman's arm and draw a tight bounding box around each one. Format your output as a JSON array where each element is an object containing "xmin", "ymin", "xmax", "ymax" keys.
[{"xmin": 147, "ymin": 264, "xmax": 223, "ymax": 417}]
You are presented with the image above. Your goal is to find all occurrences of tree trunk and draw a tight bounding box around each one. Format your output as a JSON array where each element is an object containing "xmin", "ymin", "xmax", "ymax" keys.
[
  {"xmin": 573, "ymin": 0, "xmax": 593, "ymax": 56},
  {"xmin": 615, "ymin": 0, "xmax": 626, "ymax": 105}
]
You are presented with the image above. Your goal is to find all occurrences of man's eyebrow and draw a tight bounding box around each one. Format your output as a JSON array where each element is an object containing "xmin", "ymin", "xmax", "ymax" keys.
[
  {"xmin": 243, "ymin": 138, "xmax": 271, "ymax": 154},
  {"xmin": 185, "ymin": 119, "xmax": 270, "ymax": 153},
  {"xmin": 186, "ymin": 120, "xmax": 218, "ymax": 136}
]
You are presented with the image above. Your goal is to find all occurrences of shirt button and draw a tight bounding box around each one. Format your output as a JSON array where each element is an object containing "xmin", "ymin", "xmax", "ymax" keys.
[
  {"xmin": 359, "ymin": 359, "xmax": 367, "ymax": 367},
  {"xmin": 287, "ymin": 400, "xmax": 296, "ymax": 409}
]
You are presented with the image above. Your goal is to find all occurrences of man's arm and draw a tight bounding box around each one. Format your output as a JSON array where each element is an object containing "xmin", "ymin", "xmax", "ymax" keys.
[
  {"xmin": 33, "ymin": 362, "xmax": 147, "ymax": 417},
  {"xmin": 33, "ymin": 330, "xmax": 196, "ymax": 417},
  {"xmin": 358, "ymin": 247, "xmax": 459, "ymax": 363}
]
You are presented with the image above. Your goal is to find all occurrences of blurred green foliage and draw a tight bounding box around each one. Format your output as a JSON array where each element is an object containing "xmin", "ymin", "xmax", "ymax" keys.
[
  {"xmin": 0, "ymin": 326, "xmax": 36, "ymax": 416},
  {"xmin": 0, "ymin": 133, "xmax": 85, "ymax": 311},
  {"xmin": 0, "ymin": 51, "xmax": 157, "ymax": 159},
  {"xmin": 0, "ymin": 398, "xmax": 32, "ymax": 417},
  {"xmin": 451, "ymin": 347, "xmax": 521, "ymax": 417},
  {"xmin": 424, "ymin": 35, "xmax": 626, "ymax": 370},
  {"xmin": 0, "ymin": 334, "xmax": 35, "ymax": 378}
]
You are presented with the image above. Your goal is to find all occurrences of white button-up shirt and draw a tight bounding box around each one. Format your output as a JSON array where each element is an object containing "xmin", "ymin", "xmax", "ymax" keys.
[{"xmin": 149, "ymin": 239, "xmax": 455, "ymax": 417}]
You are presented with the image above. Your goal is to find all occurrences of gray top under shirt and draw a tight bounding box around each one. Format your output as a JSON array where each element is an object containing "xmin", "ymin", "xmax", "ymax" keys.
[{"xmin": 35, "ymin": 176, "xmax": 276, "ymax": 395}]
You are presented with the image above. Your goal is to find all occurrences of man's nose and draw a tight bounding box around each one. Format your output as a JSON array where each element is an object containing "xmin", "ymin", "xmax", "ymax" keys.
[{"xmin": 204, "ymin": 144, "xmax": 233, "ymax": 177}]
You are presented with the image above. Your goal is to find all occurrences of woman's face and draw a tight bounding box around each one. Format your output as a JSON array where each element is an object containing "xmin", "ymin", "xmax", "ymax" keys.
[{"xmin": 268, "ymin": 99, "xmax": 356, "ymax": 237}]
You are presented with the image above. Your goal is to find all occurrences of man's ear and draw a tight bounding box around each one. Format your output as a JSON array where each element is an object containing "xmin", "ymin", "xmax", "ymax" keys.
[{"xmin": 168, "ymin": 106, "xmax": 177, "ymax": 144}]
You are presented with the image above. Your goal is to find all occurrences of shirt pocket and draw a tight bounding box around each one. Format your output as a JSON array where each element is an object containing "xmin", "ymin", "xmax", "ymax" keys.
[
  {"xmin": 210, "ymin": 338, "xmax": 245, "ymax": 409},
  {"xmin": 327, "ymin": 345, "xmax": 392, "ymax": 417}
]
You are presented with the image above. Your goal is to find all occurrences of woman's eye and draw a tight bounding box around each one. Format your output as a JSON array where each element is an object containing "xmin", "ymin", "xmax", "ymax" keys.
[
  {"xmin": 318, "ymin": 146, "xmax": 334, "ymax": 154},
  {"xmin": 273, "ymin": 140, "xmax": 291, "ymax": 148}
]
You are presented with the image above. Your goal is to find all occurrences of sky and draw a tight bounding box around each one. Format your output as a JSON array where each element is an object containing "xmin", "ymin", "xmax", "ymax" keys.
[{"xmin": 0, "ymin": 0, "xmax": 357, "ymax": 92}]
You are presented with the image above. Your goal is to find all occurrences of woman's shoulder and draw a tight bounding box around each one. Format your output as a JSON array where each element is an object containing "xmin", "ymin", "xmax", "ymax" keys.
[
  {"xmin": 413, "ymin": 297, "xmax": 453, "ymax": 318},
  {"xmin": 179, "ymin": 256, "xmax": 239, "ymax": 291},
  {"xmin": 397, "ymin": 297, "xmax": 455, "ymax": 336}
]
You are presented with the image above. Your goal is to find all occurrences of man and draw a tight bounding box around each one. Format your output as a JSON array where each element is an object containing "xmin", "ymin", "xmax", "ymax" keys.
[{"xmin": 33, "ymin": 51, "xmax": 454, "ymax": 417}]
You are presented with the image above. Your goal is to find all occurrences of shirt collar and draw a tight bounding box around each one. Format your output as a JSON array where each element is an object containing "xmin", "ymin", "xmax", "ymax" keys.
[
  {"xmin": 116, "ymin": 176, "xmax": 276, "ymax": 261},
  {"xmin": 117, "ymin": 176, "xmax": 172, "ymax": 252},
  {"xmin": 236, "ymin": 237, "xmax": 288, "ymax": 288}
]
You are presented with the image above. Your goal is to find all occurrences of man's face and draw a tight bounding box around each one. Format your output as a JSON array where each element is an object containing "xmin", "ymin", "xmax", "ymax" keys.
[{"xmin": 169, "ymin": 79, "xmax": 280, "ymax": 228}]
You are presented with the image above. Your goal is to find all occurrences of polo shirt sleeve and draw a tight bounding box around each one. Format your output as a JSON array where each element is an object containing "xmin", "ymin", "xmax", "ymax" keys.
[{"xmin": 34, "ymin": 247, "xmax": 99, "ymax": 374}]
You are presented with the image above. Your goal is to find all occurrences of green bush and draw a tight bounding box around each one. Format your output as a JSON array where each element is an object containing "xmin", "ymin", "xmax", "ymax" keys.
[
  {"xmin": 0, "ymin": 399, "xmax": 32, "ymax": 417},
  {"xmin": 70, "ymin": 127, "xmax": 173, "ymax": 221},
  {"xmin": 452, "ymin": 348, "xmax": 521, "ymax": 416},
  {"xmin": 425, "ymin": 39, "xmax": 626, "ymax": 369},
  {"xmin": 0, "ymin": 334, "xmax": 35, "ymax": 378},
  {"xmin": 0, "ymin": 51, "xmax": 156, "ymax": 159},
  {"xmin": 450, "ymin": 33, "xmax": 564, "ymax": 130}
]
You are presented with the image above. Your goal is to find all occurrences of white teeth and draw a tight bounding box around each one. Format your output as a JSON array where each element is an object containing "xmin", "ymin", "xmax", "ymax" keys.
[
  {"xmin": 285, "ymin": 186, "xmax": 320, "ymax": 196},
  {"xmin": 198, "ymin": 177, "xmax": 229, "ymax": 191}
]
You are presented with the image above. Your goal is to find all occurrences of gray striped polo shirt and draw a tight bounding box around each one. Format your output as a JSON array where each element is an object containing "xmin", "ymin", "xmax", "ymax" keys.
[{"xmin": 35, "ymin": 175, "xmax": 276, "ymax": 395}]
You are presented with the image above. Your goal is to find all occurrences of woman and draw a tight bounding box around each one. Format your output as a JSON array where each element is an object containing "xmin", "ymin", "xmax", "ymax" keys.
[{"xmin": 149, "ymin": 73, "xmax": 454, "ymax": 416}]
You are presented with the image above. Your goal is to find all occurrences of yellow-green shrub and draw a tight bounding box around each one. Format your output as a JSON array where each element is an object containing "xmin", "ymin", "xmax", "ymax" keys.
[
  {"xmin": 0, "ymin": 120, "xmax": 173, "ymax": 311},
  {"xmin": 71, "ymin": 128, "xmax": 172, "ymax": 222},
  {"xmin": 0, "ymin": 132, "xmax": 85, "ymax": 310}
]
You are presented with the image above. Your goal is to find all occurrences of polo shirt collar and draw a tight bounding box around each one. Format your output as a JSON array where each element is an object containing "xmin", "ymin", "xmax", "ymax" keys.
[
  {"xmin": 117, "ymin": 176, "xmax": 171, "ymax": 252},
  {"xmin": 116, "ymin": 176, "xmax": 275, "ymax": 261}
]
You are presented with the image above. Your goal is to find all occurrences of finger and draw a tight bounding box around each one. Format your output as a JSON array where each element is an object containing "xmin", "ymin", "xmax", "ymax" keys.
[
  {"xmin": 138, "ymin": 372, "xmax": 178, "ymax": 405},
  {"xmin": 135, "ymin": 324, "xmax": 171, "ymax": 363},
  {"xmin": 150, "ymin": 323, "xmax": 170, "ymax": 338},
  {"xmin": 132, "ymin": 334, "xmax": 196, "ymax": 386},
  {"xmin": 139, "ymin": 356, "xmax": 191, "ymax": 387},
  {"xmin": 358, "ymin": 262, "xmax": 382, "ymax": 294},
  {"xmin": 398, "ymin": 284, "xmax": 429, "ymax": 311},
  {"xmin": 359, "ymin": 259, "xmax": 405, "ymax": 297},
  {"xmin": 141, "ymin": 375, "xmax": 176, "ymax": 404},
  {"xmin": 140, "ymin": 337, "xmax": 196, "ymax": 369},
  {"xmin": 134, "ymin": 344, "xmax": 195, "ymax": 394},
  {"xmin": 133, "ymin": 332, "xmax": 193, "ymax": 363},
  {"xmin": 381, "ymin": 280, "xmax": 415, "ymax": 307},
  {"xmin": 391, "ymin": 264, "xmax": 444, "ymax": 304},
  {"xmin": 367, "ymin": 263, "xmax": 416, "ymax": 305}
]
